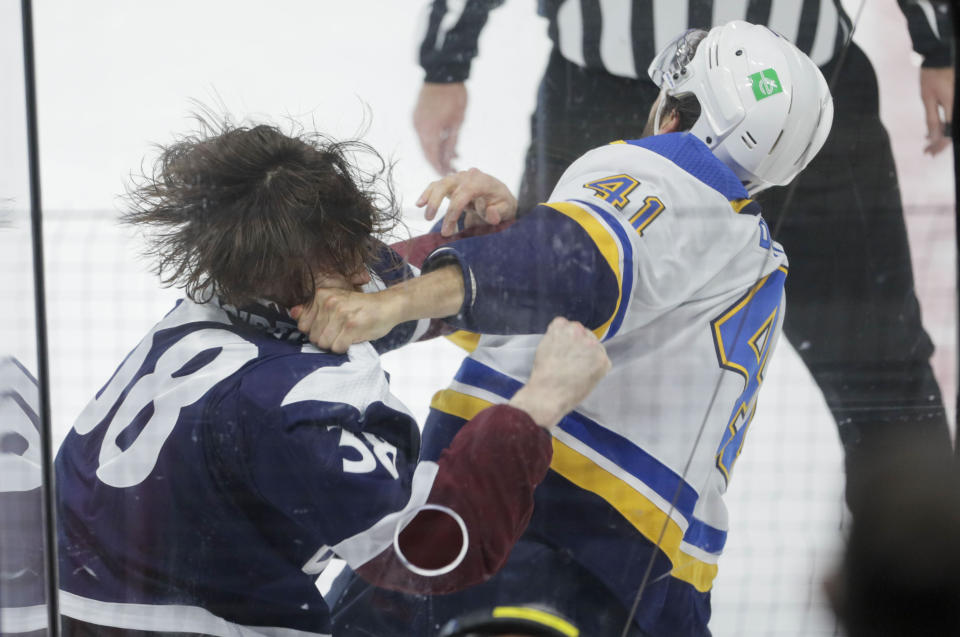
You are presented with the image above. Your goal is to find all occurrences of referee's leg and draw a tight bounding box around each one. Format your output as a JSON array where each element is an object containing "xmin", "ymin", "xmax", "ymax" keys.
[{"xmin": 758, "ymin": 44, "xmax": 953, "ymax": 507}]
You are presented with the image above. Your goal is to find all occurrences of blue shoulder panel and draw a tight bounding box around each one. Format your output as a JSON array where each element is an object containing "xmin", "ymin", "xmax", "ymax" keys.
[{"xmin": 623, "ymin": 133, "xmax": 748, "ymax": 201}]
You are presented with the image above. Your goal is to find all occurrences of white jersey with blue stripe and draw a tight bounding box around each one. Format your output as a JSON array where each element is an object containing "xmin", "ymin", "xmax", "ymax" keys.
[{"xmin": 423, "ymin": 132, "xmax": 788, "ymax": 635}]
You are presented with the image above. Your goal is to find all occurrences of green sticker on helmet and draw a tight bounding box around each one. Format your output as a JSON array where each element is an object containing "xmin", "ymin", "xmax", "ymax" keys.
[{"xmin": 749, "ymin": 68, "xmax": 783, "ymax": 100}]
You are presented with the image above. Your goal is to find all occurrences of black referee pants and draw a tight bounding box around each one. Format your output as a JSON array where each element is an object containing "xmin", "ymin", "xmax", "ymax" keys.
[{"xmin": 517, "ymin": 45, "xmax": 953, "ymax": 503}]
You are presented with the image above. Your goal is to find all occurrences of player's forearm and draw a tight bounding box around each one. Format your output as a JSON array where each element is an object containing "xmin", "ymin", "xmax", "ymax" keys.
[
  {"xmin": 382, "ymin": 264, "xmax": 465, "ymax": 323},
  {"xmin": 508, "ymin": 385, "xmax": 569, "ymax": 430}
]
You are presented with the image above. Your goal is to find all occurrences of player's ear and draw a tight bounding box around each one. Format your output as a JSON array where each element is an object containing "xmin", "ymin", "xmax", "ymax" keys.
[{"xmin": 658, "ymin": 109, "xmax": 681, "ymax": 134}]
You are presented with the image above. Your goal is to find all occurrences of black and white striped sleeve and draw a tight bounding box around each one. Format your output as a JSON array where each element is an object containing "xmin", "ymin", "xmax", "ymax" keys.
[
  {"xmin": 898, "ymin": 0, "xmax": 953, "ymax": 67},
  {"xmin": 418, "ymin": 0, "xmax": 505, "ymax": 83}
]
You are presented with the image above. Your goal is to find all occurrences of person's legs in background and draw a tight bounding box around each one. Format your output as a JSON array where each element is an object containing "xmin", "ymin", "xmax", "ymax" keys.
[{"xmin": 756, "ymin": 45, "xmax": 953, "ymax": 506}]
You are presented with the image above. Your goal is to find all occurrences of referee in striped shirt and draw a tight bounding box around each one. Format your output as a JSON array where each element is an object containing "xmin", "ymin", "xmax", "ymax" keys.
[{"xmin": 413, "ymin": 0, "xmax": 954, "ymax": 504}]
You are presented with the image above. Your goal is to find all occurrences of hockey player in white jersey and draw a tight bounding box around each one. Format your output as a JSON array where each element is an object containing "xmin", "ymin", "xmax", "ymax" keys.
[
  {"xmin": 53, "ymin": 117, "xmax": 612, "ymax": 637},
  {"xmin": 293, "ymin": 21, "xmax": 833, "ymax": 637}
]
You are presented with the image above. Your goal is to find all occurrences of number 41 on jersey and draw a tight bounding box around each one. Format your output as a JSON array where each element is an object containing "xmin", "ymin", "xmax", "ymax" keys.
[{"xmin": 584, "ymin": 174, "xmax": 665, "ymax": 236}]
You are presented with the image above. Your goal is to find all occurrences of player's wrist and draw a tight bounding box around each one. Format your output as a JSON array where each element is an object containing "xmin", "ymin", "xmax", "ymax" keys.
[
  {"xmin": 508, "ymin": 385, "xmax": 565, "ymax": 431},
  {"xmin": 393, "ymin": 265, "xmax": 465, "ymax": 322},
  {"xmin": 378, "ymin": 284, "xmax": 418, "ymax": 329}
]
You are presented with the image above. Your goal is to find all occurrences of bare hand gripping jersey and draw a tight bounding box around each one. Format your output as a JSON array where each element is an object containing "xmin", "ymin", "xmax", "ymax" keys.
[
  {"xmin": 56, "ymin": 258, "xmax": 553, "ymax": 636},
  {"xmin": 419, "ymin": 133, "xmax": 789, "ymax": 636}
]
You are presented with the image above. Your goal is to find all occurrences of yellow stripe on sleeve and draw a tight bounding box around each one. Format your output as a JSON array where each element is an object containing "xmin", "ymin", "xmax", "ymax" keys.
[
  {"xmin": 444, "ymin": 330, "xmax": 481, "ymax": 352},
  {"xmin": 544, "ymin": 201, "xmax": 625, "ymax": 340}
]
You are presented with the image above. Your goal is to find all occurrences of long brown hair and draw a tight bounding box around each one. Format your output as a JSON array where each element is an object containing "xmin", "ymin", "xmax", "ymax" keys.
[{"xmin": 123, "ymin": 114, "xmax": 401, "ymax": 307}]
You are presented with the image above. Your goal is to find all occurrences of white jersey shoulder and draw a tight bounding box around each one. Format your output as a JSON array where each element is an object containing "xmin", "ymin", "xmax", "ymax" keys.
[{"xmin": 543, "ymin": 137, "xmax": 786, "ymax": 329}]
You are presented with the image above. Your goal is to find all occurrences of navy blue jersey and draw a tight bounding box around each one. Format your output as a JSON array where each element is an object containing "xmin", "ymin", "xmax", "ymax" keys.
[
  {"xmin": 56, "ymin": 298, "xmax": 435, "ymax": 635},
  {"xmin": 56, "ymin": 258, "xmax": 553, "ymax": 636}
]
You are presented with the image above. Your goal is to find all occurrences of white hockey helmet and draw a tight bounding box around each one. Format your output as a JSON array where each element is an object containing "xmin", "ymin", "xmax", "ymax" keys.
[{"xmin": 648, "ymin": 20, "xmax": 834, "ymax": 194}]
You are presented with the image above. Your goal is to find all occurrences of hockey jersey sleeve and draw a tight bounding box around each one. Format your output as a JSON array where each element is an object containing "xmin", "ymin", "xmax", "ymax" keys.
[
  {"xmin": 390, "ymin": 218, "xmax": 513, "ymax": 270},
  {"xmin": 898, "ymin": 0, "xmax": 953, "ymax": 67},
  {"xmin": 355, "ymin": 404, "xmax": 552, "ymax": 593},
  {"xmin": 546, "ymin": 136, "xmax": 776, "ymax": 325},
  {"xmin": 419, "ymin": 0, "xmax": 505, "ymax": 82},
  {"xmin": 424, "ymin": 134, "xmax": 775, "ymax": 337},
  {"xmin": 384, "ymin": 222, "xmax": 514, "ymax": 343},
  {"xmin": 420, "ymin": 206, "xmax": 623, "ymax": 338},
  {"xmin": 226, "ymin": 353, "xmax": 551, "ymax": 594}
]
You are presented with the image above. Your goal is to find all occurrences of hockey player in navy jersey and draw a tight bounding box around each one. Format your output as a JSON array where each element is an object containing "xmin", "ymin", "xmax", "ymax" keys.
[
  {"xmin": 293, "ymin": 22, "xmax": 833, "ymax": 637},
  {"xmin": 54, "ymin": 117, "xmax": 612, "ymax": 637}
]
